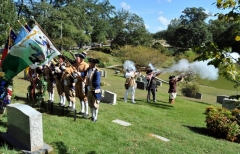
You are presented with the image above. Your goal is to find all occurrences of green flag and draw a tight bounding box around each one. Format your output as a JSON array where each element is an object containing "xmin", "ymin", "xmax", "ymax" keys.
[
  {"xmin": 2, "ymin": 37, "xmax": 45, "ymax": 80},
  {"xmin": 2, "ymin": 25, "xmax": 61, "ymax": 80}
]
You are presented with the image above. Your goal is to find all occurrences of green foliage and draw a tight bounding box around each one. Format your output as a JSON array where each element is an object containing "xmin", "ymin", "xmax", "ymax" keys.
[
  {"xmin": 87, "ymin": 51, "xmax": 110, "ymax": 68},
  {"xmin": 180, "ymin": 83, "xmax": 200, "ymax": 97},
  {"xmin": 195, "ymin": 42, "xmax": 240, "ymax": 87},
  {"xmin": 0, "ymin": 0, "xmax": 18, "ymax": 45},
  {"xmin": 151, "ymin": 42, "xmax": 169, "ymax": 54},
  {"xmin": 112, "ymin": 45, "xmax": 167, "ymax": 67},
  {"xmin": 205, "ymin": 106, "xmax": 240, "ymax": 142},
  {"xmin": 110, "ymin": 10, "xmax": 153, "ymax": 48},
  {"xmin": 27, "ymin": 75, "xmax": 47, "ymax": 104},
  {"xmin": 163, "ymin": 7, "xmax": 212, "ymax": 48}
]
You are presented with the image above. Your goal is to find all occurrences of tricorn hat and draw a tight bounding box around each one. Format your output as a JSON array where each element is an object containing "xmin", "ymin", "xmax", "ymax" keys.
[
  {"xmin": 75, "ymin": 52, "xmax": 87, "ymax": 59},
  {"xmin": 58, "ymin": 55, "xmax": 65, "ymax": 60},
  {"xmin": 146, "ymin": 70, "xmax": 153, "ymax": 74},
  {"xmin": 169, "ymin": 75, "xmax": 175, "ymax": 79},
  {"xmin": 88, "ymin": 58, "xmax": 100, "ymax": 64}
]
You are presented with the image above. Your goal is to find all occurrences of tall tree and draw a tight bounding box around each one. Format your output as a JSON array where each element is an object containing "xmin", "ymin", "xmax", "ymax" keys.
[
  {"xmin": 111, "ymin": 9, "xmax": 152, "ymax": 48},
  {"xmin": 175, "ymin": 7, "xmax": 212, "ymax": 48},
  {"xmin": 0, "ymin": 0, "xmax": 18, "ymax": 46}
]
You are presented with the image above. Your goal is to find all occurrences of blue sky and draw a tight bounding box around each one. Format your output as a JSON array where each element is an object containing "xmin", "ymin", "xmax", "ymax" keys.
[{"xmin": 109, "ymin": 0, "xmax": 229, "ymax": 33}]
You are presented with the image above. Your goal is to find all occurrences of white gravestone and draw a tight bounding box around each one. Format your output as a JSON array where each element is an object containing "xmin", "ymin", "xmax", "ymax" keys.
[{"xmin": 1, "ymin": 103, "xmax": 52, "ymax": 153}]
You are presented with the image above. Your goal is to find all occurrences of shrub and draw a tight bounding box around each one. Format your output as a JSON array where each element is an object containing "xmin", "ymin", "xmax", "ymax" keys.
[
  {"xmin": 180, "ymin": 83, "xmax": 200, "ymax": 97},
  {"xmin": 87, "ymin": 51, "xmax": 110, "ymax": 68},
  {"xmin": 205, "ymin": 106, "xmax": 240, "ymax": 142},
  {"xmin": 112, "ymin": 45, "xmax": 168, "ymax": 67}
]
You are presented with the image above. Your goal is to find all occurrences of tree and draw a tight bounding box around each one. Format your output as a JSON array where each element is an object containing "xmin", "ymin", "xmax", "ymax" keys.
[
  {"xmin": 195, "ymin": 1, "xmax": 240, "ymax": 87},
  {"xmin": 0, "ymin": 0, "xmax": 18, "ymax": 46},
  {"xmin": 111, "ymin": 9, "xmax": 152, "ymax": 48},
  {"xmin": 176, "ymin": 7, "xmax": 212, "ymax": 48}
]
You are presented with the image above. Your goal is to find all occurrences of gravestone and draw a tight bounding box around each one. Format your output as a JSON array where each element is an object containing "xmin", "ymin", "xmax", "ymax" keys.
[
  {"xmin": 136, "ymin": 81, "xmax": 146, "ymax": 90},
  {"xmin": 196, "ymin": 92, "xmax": 202, "ymax": 99},
  {"xmin": 24, "ymin": 69, "xmax": 30, "ymax": 80},
  {"xmin": 156, "ymin": 80, "xmax": 162, "ymax": 86},
  {"xmin": 1, "ymin": 103, "xmax": 52, "ymax": 153},
  {"xmin": 222, "ymin": 98, "xmax": 239, "ymax": 110},
  {"xmin": 104, "ymin": 71, "xmax": 107, "ymax": 77},
  {"xmin": 101, "ymin": 90, "xmax": 117, "ymax": 105},
  {"xmin": 137, "ymin": 77, "xmax": 142, "ymax": 82},
  {"xmin": 216, "ymin": 95, "xmax": 229, "ymax": 104},
  {"xmin": 100, "ymin": 70, "xmax": 104, "ymax": 77}
]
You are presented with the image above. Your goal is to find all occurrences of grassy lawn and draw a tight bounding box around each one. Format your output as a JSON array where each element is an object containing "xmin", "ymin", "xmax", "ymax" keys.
[
  {"xmin": 0, "ymin": 66, "xmax": 239, "ymax": 154},
  {"xmin": 0, "ymin": 51, "xmax": 239, "ymax": 153}
]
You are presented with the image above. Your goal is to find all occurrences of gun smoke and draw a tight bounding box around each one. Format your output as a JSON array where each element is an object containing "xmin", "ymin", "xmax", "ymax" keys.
[
  {"xmin": 165, "ymin": 59, "xmax": 219, "ymax": 80},
  {"xmin": 123, "ymin": 60, "xmax": 136, "ymax": 71}
]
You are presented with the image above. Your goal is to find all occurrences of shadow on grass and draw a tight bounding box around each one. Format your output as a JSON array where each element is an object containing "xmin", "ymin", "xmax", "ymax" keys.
[
  {"xmin": 186, "ymin": 99, "xmax": 212, "ymax": 106},
  {"xmin": 87, "ymin": 151, "xmax": 97, "ymax": 154},
  {"xmin": 118, "ymin": 97, "xmax": 174, "ymax": 109},
  {"xmin": 13, "ymin": 96, "xmax": 28, "ymax": 103},
  {"xmin": 52, "ymin": 141, "xmax": 68, "ymax": 154},
  {"xmin": 183, "ymin": 125, "xmax": 209, "ymax": 136},
  {"xmin": 183, "ymin": 125, "xmax": 223, "ymax": 140}
]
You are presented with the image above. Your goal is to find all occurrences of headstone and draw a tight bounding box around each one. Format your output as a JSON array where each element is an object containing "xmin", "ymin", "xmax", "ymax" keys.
[
  {"xmin": 115, "ymin": 70, "xmax": 120, "ymax": 74},
  {"xmin": 196, "ymin": 92, "xmax": 202, "ymax": 99},
  {"xmin": 24, "ymin": 69, "xmax": 29, "ymax": 80},
  {"xmin": 104, "ymin": 71, "xmax": 107, "ymax": 77},
  {"xmin": 100, "ymin": 70, "xmax": 105, "ymax": 77},
  {"xmin": 1, "ymin": 103, "xmax": 52, "ymax": 153},
  {"xmin": 216, "ymin": 95, "xmax": 229, "ymax": 104},
  {"xmin": 136, "ymin": 81, "xmax": 146, "ymax": 90},
  {"xmin": 101, "ymin": 90, "xmax": 117, "ymax": 105},
  {"xmin": 112, "ymin": 119, "xmax": 132, "ymax": 126},
  {"xmin": 222, "ymin": 98, "xmax": 239, "ymax": 110},
  {"xmin": 137, "ymin": 77, "xmax": 142, "ymax": 82},
  {"xmin": 156, "ymin": 80, "xmax": 162, "ymax": 86},
  {"xmin": 149, "ymin": 134, "xmax": 170, "ymax": 142}
]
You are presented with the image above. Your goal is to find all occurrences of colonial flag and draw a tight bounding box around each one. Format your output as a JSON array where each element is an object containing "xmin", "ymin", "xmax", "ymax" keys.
[
  {"xmin": 27, "ymin": 25, "xmax": 61, "ymax": 68},
  {"xmin": 24, "ymin": 23, "xmax": 31, "ymax": 32},
  {"xmin": 14, "ymin": 26, "xmax": 29, "ymax": 45},
  {"xmin": 2, "ymin": 25, "xmax": 60, "ymax": 80},
  {"xmin": 0, "ymin": 29, "xmax": 17, "ymax": 67}
]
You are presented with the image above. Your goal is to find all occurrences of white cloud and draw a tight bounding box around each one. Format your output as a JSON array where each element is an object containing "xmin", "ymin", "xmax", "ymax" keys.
[
  {"xmin": 158, "ymin": 27, "xmax": 163, "ymax": 31},
  {"xmin": 145, "ymin": 24, "xmax": 150, "ymax": 29},
  {"xmin": 166, "ymin": 0, "xmax": 172, "ymax": 2},
  {"xmin": 158, "ymin": 16, "xmax": 170, "ymax": 26},
  {"xmin": 121, "ymin": 2, "xmax": 130, "ymax": 10},
  {"xmin": 158, "ymin": 11, "xmax": 163, "ymax": 15}
]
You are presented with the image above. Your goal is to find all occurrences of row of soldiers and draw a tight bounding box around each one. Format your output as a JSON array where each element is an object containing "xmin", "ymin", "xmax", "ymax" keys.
[{"xmin": 29, "ymin": 51, "xmax": 101, "ymax": 122}]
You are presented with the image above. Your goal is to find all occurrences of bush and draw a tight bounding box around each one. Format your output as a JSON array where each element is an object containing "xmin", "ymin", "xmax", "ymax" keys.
[
  {"xmin": 112, "ymin": 45, "xmax": 168, "ymax": 68},
  {"xmin": 181, "ymin": 83, "xmax": 200, "ymax": 97},
  {"xmin": 205, "ymin": 106, "xmax": 240, "ymax": 142},
  {"xmin": 87, "ymin": 51, "xmax": 110, "ymax": 68}
]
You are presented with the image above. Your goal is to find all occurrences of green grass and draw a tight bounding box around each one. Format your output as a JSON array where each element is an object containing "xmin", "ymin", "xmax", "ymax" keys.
[
  {"xmin": 0, "ymin": 67, "xmax": 239, "ymax": 154},
  {"xmin": 0, "ymin": 52, "xmax": 239, "ymax": 153}
]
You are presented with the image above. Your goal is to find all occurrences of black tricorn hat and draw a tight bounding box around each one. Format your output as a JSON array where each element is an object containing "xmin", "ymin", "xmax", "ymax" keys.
[
  {"xmin": 169, "ymin": 75, "xmax": 175, "ymax": 79},
  {"xmin": 58, "ymin": 55, "xmax": 65, "ymax": 60},
  {"xmin": 146, "ymin": 70, "xmax": 153, "ymax": 74},
  {"xmin": 75, "ymin": 51, "xmax": 87, "ymax": 59},
  {"xmin": 88, "ymin": 58, "xmax": 100, "ymax": 64}
]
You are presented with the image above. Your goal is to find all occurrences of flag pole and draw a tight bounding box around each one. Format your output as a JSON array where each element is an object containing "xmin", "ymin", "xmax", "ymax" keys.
[
  {"xmin": 29, "ymin": 16, "xmax": 85, "ymax": 81},
  {"xmin": 17, "ymin": 20, "xmax": 30, "ymax": 33},
  {"xmin": 30, "ymin": 16, "xmax": 62, "ymax": 54}
]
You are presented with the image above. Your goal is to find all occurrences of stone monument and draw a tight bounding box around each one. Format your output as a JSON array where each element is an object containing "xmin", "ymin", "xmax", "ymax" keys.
[{"xmin": 1, "ymin": 103, "xmax": 52, "ymax": 153}]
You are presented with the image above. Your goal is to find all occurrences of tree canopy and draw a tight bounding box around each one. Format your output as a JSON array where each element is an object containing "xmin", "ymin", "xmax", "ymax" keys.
[{"xmin": 0, "ymin": 0, "xmax": 152, "ymax": 50}]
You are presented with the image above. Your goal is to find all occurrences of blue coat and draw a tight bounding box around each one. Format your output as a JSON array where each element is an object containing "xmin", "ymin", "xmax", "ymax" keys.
[{"xmin": 83, "ymin": 68, "xmax": 101, "ymax": 100}]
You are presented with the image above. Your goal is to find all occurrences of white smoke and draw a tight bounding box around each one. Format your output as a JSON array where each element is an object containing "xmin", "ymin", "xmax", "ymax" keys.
[
  {"xmin": 166, "ymin": 59, "xmax": 219, "ymax": 80},
  {"xmin": 123, "ymin": 60, "xmax": 136, "ymax": 71},
  {"xmin": 225, "ymin": 52, "xmax": 240, "ymax": 63},
  {"xmin": 148, "ymin": 63, "xmax": 155, "ymax": 70}
]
